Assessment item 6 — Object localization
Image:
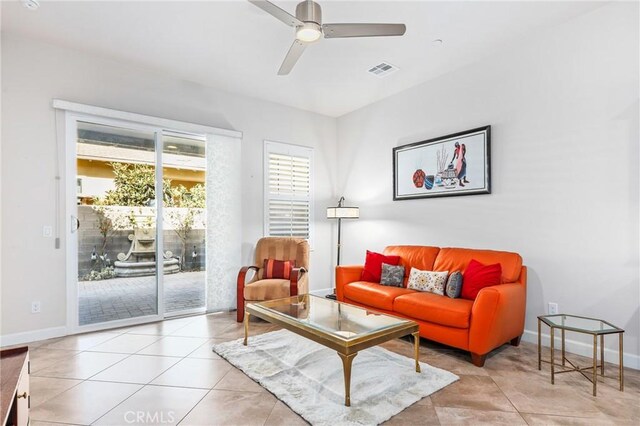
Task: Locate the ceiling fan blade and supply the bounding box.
[322,23,406,38]
[278,40,307,75]
[248,0,303,27]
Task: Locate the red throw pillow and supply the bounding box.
[361,250,401,283]
[461,259,502,300]
[263,259,295,279]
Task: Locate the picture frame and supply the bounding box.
[393,125,491,200]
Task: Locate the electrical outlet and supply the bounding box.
[31,301,41,314]
[548,302,559,315]
[43,226,53,237]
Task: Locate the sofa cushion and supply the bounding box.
[407,268,448,295]
[461,259,502,300]
[445,271,463,298]
[433,247,522,283]
[383,246,441,286]
[394,292,474,329]
[380,263,405,287]
[361,251,401,282]
[244,279,290,301]
[344,281,415,311]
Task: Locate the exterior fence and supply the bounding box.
[77,205,206,278]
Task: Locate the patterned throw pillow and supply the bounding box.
[380,263,405,287]
[407,268,449,295]
[263,259,295,279]
[445,271,463,298]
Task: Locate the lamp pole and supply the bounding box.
[336,196,344,266]
[326,196,358,300]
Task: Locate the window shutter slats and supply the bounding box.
[265,144,313,241]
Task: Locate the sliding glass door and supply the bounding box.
[70,117,206,330]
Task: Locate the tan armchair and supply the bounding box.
[237,237,309,322]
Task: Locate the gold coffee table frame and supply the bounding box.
[538,314,624,396]
[244,294,420,407]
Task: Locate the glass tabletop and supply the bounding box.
[539,314,623,334]
[249,294,414,341]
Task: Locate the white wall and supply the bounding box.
[337,3,639,365]
[0,34,337,337]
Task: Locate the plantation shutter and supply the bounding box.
[264,142,314,241]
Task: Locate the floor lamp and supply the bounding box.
[326,196,359,299]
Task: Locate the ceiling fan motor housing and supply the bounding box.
[296,0,322,24]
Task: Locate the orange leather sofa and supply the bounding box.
[336,246,527,367]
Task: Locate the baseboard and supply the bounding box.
[523,329,639,370]
[309,287,334,297]
[0,326,68,348]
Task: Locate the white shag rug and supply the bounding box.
[212,329,458,426]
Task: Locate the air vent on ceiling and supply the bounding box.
[367,62,399,78]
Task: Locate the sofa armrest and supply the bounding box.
[468,282,526,356]
[335,265,364,301]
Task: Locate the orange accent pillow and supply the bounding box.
[263,259,295,279]
[461,259,502,300]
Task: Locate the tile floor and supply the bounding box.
[9,312,639,425]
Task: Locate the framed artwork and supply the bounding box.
[393,126,491,200]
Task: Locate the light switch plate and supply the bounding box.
[43,226,53,237]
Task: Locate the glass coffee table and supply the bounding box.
[538,314,624,396]
[244,294,420,406]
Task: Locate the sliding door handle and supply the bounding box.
[71,215,80,233]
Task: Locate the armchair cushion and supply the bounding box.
[263,259,295,279]
[244,279,291,301]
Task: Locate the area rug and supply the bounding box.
[212,329,458,426]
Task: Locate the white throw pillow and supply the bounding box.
[407,268,449,295]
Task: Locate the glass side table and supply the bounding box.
[538,314,624,396]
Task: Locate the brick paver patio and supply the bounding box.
[78,271,205,325]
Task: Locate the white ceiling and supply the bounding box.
[2,1,604,117]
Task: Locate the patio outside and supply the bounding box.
[78,271,205,325]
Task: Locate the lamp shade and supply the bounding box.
[327,206,359,219]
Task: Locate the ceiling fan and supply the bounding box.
[248,0,406,75]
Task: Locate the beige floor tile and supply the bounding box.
[30,348,81,373]
[123,317,198,336]
[431,375,516,412]
[136,336,208,357]
[428,351,491,376]
[91,354,181,384]
[187,339,223,359]
[434,407,527,425]
[35,351,128,379]
[180,389,277,426]
[214,368,263,392]
[86,333,161,354]
[29,377,83,408]
[30,380,141,425]
[492,372,603,418]
[151,358,232,389]
[40,331,122,351]
[521,413,620,425]
[94,385,208,425]
[264,400,307,426]
[383,397,440,425]
[169,320,239,338]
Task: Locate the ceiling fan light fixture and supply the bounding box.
[296,22,322,42]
